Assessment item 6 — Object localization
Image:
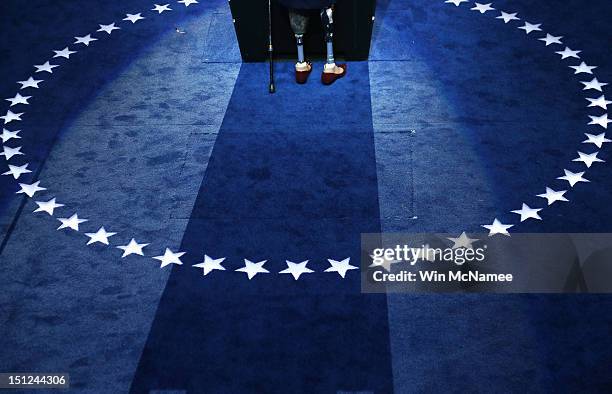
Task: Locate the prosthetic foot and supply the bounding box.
[321,63,347,85]
[296,62,313,84]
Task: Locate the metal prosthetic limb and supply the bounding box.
[288,10,309,65]
[296,34,305,63]
[321,6,335,66]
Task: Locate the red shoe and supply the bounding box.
[321,64,347,85]
[296,63,313,84]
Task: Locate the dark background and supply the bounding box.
[230,0,377,61]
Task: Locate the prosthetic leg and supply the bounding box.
[320,5,347,85]
[289,10,313,84]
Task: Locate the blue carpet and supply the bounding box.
[130,61,394,393]
[370,1,612,392]
[1,0,612,393]
[0,1,241,392]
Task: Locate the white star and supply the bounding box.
[34,198,64,215]
[16,181,46,197]
[482,219,513,236]
[557,169,589,187]
[369,253,401,272]
[581,78,608,92]
[74,34,97,46]
[1,145,24,160]
[538,33,563,46]
[192,255,226,276]
[97,23,120,34]
[518,22,542,34]
[178,0,199,6]
[153,248,185,268]
[152,4,172,13]
[571,62,597,75]
[573,151,604,168]
[279,260,314,280]
[34,61,59,73]
[496,11,519,23]
[53,47,76,59]
[588,113,610,129]
[324,257,358,278]
[1,128,21,143]
[583,132,611,148]
[117,238,149,257]
[123,13,145,23]
[5,93,31,107]
[511,203,542,222]
[555,47,581,60]
[1,110,24,124]
[471,3,495,13]
[586,95,611,110]
[447,232,478,249]
[84,227,117,245]
[17,77,43,90]
[235,259,269,279]
[537,187,568,205]
[57,213,88,231]
[444,0,468,6]
[2,163,31,179]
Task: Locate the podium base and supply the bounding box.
[230,0,376,62]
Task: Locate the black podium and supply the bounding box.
[229,0,376,62]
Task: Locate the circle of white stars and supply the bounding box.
[1,0,354,281]
[443,0,610,243]
[2,1,609,277]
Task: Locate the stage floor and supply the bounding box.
[0,0,611,392]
